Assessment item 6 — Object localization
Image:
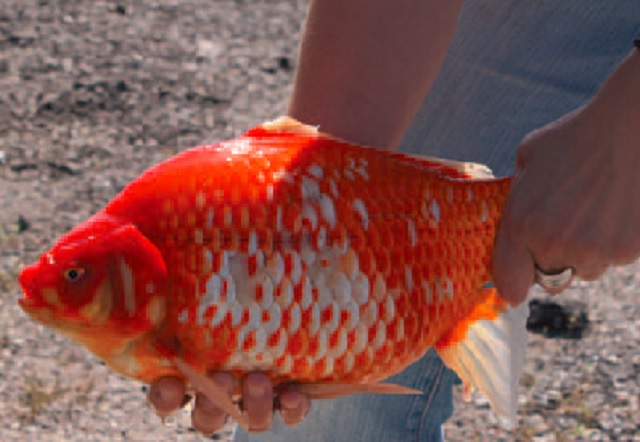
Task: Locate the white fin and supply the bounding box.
[260,117,495,180]
[404,153,496,179]
[260,116,320,137]
[260,116,496,183]
[172,357,249,430]
[436,302,529,428]
[439,158,495,179]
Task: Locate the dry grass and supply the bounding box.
[19,373,69,421]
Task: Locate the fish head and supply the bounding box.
[18,214,168,369]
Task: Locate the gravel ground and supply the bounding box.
[1,1,638,441]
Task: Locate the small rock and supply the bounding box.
[474,395,489,408]
[532,434,556,442]
[17,215,30,233]
[526,298,590,339]
[196,39,225,61]
[547,390,562,405]
[277,56,293,71]
[114,5,126,15]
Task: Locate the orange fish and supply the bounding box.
[18,117,527,428]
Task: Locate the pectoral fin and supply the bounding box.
[296,382,422,399]
[172,356,249,430]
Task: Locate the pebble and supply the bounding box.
[532,435,556,442]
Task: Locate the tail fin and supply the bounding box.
[435,290,528,428]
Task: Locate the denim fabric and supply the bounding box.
[403,0,640,177]
[234,2,639,441]
[234,350,454,442]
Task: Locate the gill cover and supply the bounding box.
[96,224,168,328]
[20,220,167,329]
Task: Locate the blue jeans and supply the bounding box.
[235,350,454,442]
[236,1,639,441]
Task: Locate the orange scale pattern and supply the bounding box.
[94,121,513,387]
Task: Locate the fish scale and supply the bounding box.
[107,120,509,384]
[19,117,527,427]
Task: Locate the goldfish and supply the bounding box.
[18,117,528,428]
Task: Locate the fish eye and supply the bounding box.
[63,266,85,282]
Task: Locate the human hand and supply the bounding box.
[147,372,310,435]
[493,63,640,304]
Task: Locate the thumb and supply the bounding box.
[492,222,535,305]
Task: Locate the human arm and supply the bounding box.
[493,46,640,304]
[288,0,464,148]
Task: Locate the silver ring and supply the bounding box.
[534,267,574,290]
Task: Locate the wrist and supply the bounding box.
[581,46,640,156]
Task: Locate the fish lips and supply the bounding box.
[18,264,39,301]
[18,263,51,314]
[17,291,56,327]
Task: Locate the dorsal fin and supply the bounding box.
[256,116,497,181]
[401,153,496,180]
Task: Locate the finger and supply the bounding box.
[192,373,237,435]
[278,389,310,427]
[147,377,188,417]
[574,263,608,281]
[536,251,605,286]
[493,221,535,305]
[242,372,274,432]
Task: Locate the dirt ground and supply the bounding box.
[0,1,638,441]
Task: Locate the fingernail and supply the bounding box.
[280,393,302,410]
[247,379,268,398]
[158,382,181,403]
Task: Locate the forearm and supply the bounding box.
[585,46,640,160]
[287,0,464,149]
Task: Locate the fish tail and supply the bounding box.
[434,289,528,428]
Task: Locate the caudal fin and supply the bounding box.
[435,290,528,428]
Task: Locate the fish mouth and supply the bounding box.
[17,292,50,314]
[18,296,39,308]
[19,263,38,293]
[17,286,46,313]
[18,264,48,312]
[17,292,59,328]
[17,297,53,326]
